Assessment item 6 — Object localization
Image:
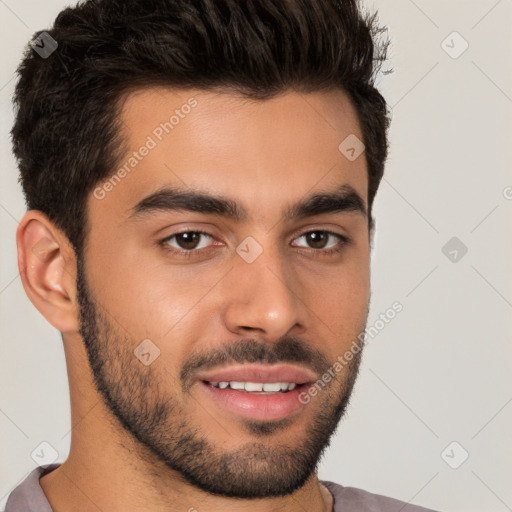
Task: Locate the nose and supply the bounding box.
[221,247,308,340]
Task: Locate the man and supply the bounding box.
[6,0,440,511]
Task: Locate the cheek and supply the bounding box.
[311,279,369,336]
[104,258,229,344]
[299,254,370,348]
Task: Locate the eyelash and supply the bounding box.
[159,230,350,259]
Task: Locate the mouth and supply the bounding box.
[195,364,316,422]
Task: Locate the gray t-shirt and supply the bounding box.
[5,463,440,512]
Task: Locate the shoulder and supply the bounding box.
[4,464,60,512]
[320,480,442,512]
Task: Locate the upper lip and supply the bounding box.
[196,363,317,385]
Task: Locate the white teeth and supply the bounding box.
[262,382,282,392]
[244,382,264,392]
[209,381,298,392]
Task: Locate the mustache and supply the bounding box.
[180,337,330,390]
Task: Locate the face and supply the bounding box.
[77,87,371,498]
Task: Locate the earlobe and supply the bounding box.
[16,212,79,333]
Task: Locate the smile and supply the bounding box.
[195,364,316,422]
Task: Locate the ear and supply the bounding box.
[16,211,79,333]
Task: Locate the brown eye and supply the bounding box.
[293,231,345,250]
[304,231,329,249]
[163,231,214,251]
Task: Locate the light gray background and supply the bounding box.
[1,1,511,511]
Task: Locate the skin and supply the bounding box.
[17,86,372,512]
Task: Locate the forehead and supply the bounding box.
[90,86,368,224]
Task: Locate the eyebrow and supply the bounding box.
[128,183,367,222]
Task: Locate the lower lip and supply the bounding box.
[199,382,308,422]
